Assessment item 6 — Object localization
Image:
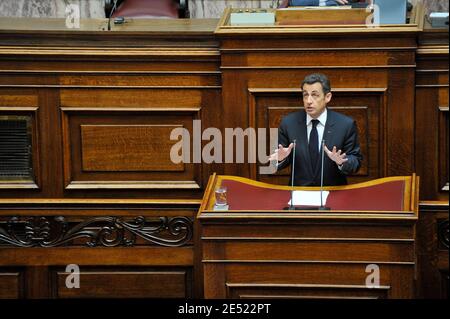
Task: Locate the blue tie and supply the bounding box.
[309,119,320,172]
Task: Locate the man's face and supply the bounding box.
[302,82,332,119]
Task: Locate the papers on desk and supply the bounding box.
[288,191,329,206]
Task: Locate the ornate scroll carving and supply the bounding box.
[0,216,192,248]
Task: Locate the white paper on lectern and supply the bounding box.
[288,191,329,206]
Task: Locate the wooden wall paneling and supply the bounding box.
[386,68,416,176]
[0,268,24,299]
[39,87,64,198]
[61,107,203,191]
[207,263,414,299]
[438,107,449,193]
[417,202,449,299]
[0,85,63,199]
[415,38,449,200]
[60,88,206,108]
[0,22,222,200]
[25,266,50,299]
[0,200,199,298]
[52,267,192,298]
[0,60,222,73]
[220,71,251,178]
[0,89,38,107]
[200,212,417,299]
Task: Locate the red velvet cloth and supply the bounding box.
[112,0,179,19]
[219,179,405,211]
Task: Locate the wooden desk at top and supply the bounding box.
[198,174,419,299]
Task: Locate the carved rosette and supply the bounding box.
[0,216,192,248]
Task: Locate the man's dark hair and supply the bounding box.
[301,73,331,94]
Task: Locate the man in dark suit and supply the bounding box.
[269,73,362,186]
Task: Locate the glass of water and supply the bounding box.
[215,186,228,206]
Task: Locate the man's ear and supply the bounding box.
[325,92,332,103]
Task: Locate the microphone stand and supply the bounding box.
[319,139,330,210]
[288,140,296,210]
[107,0,119,31]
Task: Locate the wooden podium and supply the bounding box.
[198,174,419,299]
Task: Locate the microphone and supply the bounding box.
[107,0,119,31]
[319,139,330,210]
[287,139,297,210]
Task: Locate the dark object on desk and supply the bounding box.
[351,3,368,8]
[114,16,125,24]
[105,0,189,19]
[407,1,413,12]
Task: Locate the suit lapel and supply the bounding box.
[323,109,337,149]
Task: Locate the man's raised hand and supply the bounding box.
[324,145,348,166]
[268,143,294,162]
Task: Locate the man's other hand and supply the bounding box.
[324,145,348,165]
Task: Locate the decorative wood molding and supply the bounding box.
[0,47,220,57]
[201,237,414,243]
[416,84,449,88]
[417,46,450,55]
[65,181,201,190]
[60,107,202,112]
[416,69,449,73]
[221,65,417,70]
[438,107,448,192]
[248,88,388,94]
[220,47,418,52]
[0,85,221,89]
[0,182,39,189]
[0,70,222,75]
[203,260,415,265]
[0,106,38,111]
[0,198,201,205]
[226,283,391,289]
[0,215,193,248]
